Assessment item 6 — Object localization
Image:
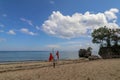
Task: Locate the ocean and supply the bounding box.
[0,51,79,62]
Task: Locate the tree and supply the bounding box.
[92,26,112,47]
[92,26,120,58]
[79,49,87,57]
[111,29,120,46]
[87,47,92,52]
[79,47,92,58]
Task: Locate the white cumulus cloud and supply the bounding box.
[7,30,16,35]
[105,8,119,21]
[20,28,37,36]
[42,8,119,39]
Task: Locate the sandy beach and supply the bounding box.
[0,59,120,80]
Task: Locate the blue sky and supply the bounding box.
[0,0,120,52]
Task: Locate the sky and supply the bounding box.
[0,0,120,52]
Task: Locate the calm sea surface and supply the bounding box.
[0,51,79,62]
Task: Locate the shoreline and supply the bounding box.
[0,58,89,73]
[0,58,83,64]
[0,59,119,80]
[0,58,120,80]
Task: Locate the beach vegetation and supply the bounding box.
[79,47,92,58]
[91,26,120,58]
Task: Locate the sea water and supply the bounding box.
[0,51,79,62]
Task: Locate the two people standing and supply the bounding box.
[49,51,59,68]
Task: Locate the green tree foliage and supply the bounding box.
[87,47,92,52]
[111,29,120,46]
[79,47,92,58]
[92,26,120,58]
[92,26,120,47]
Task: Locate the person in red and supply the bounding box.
[56,51,59,60]
[49,53,54,62]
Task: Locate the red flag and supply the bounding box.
[56,51,59,60]
[49,53,54,61]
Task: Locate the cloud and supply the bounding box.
[20,18,40,31]
[44,40,99,53]
[105,8,119,21]
[46,44,61,49]
[42,8,119,39]
[50,0,55,4]
[20,18,34,26]
[7,30,16,35]
[36,26,40,30]
[2,14,7,17]
[0,38,6,42]
[20,28,37,36]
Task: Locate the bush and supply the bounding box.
[79,47,92,58]
[99,46,120,59]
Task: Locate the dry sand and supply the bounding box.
[0,59,120,80]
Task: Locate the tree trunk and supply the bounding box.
[114,40,118,46]
[107,39,111,47]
